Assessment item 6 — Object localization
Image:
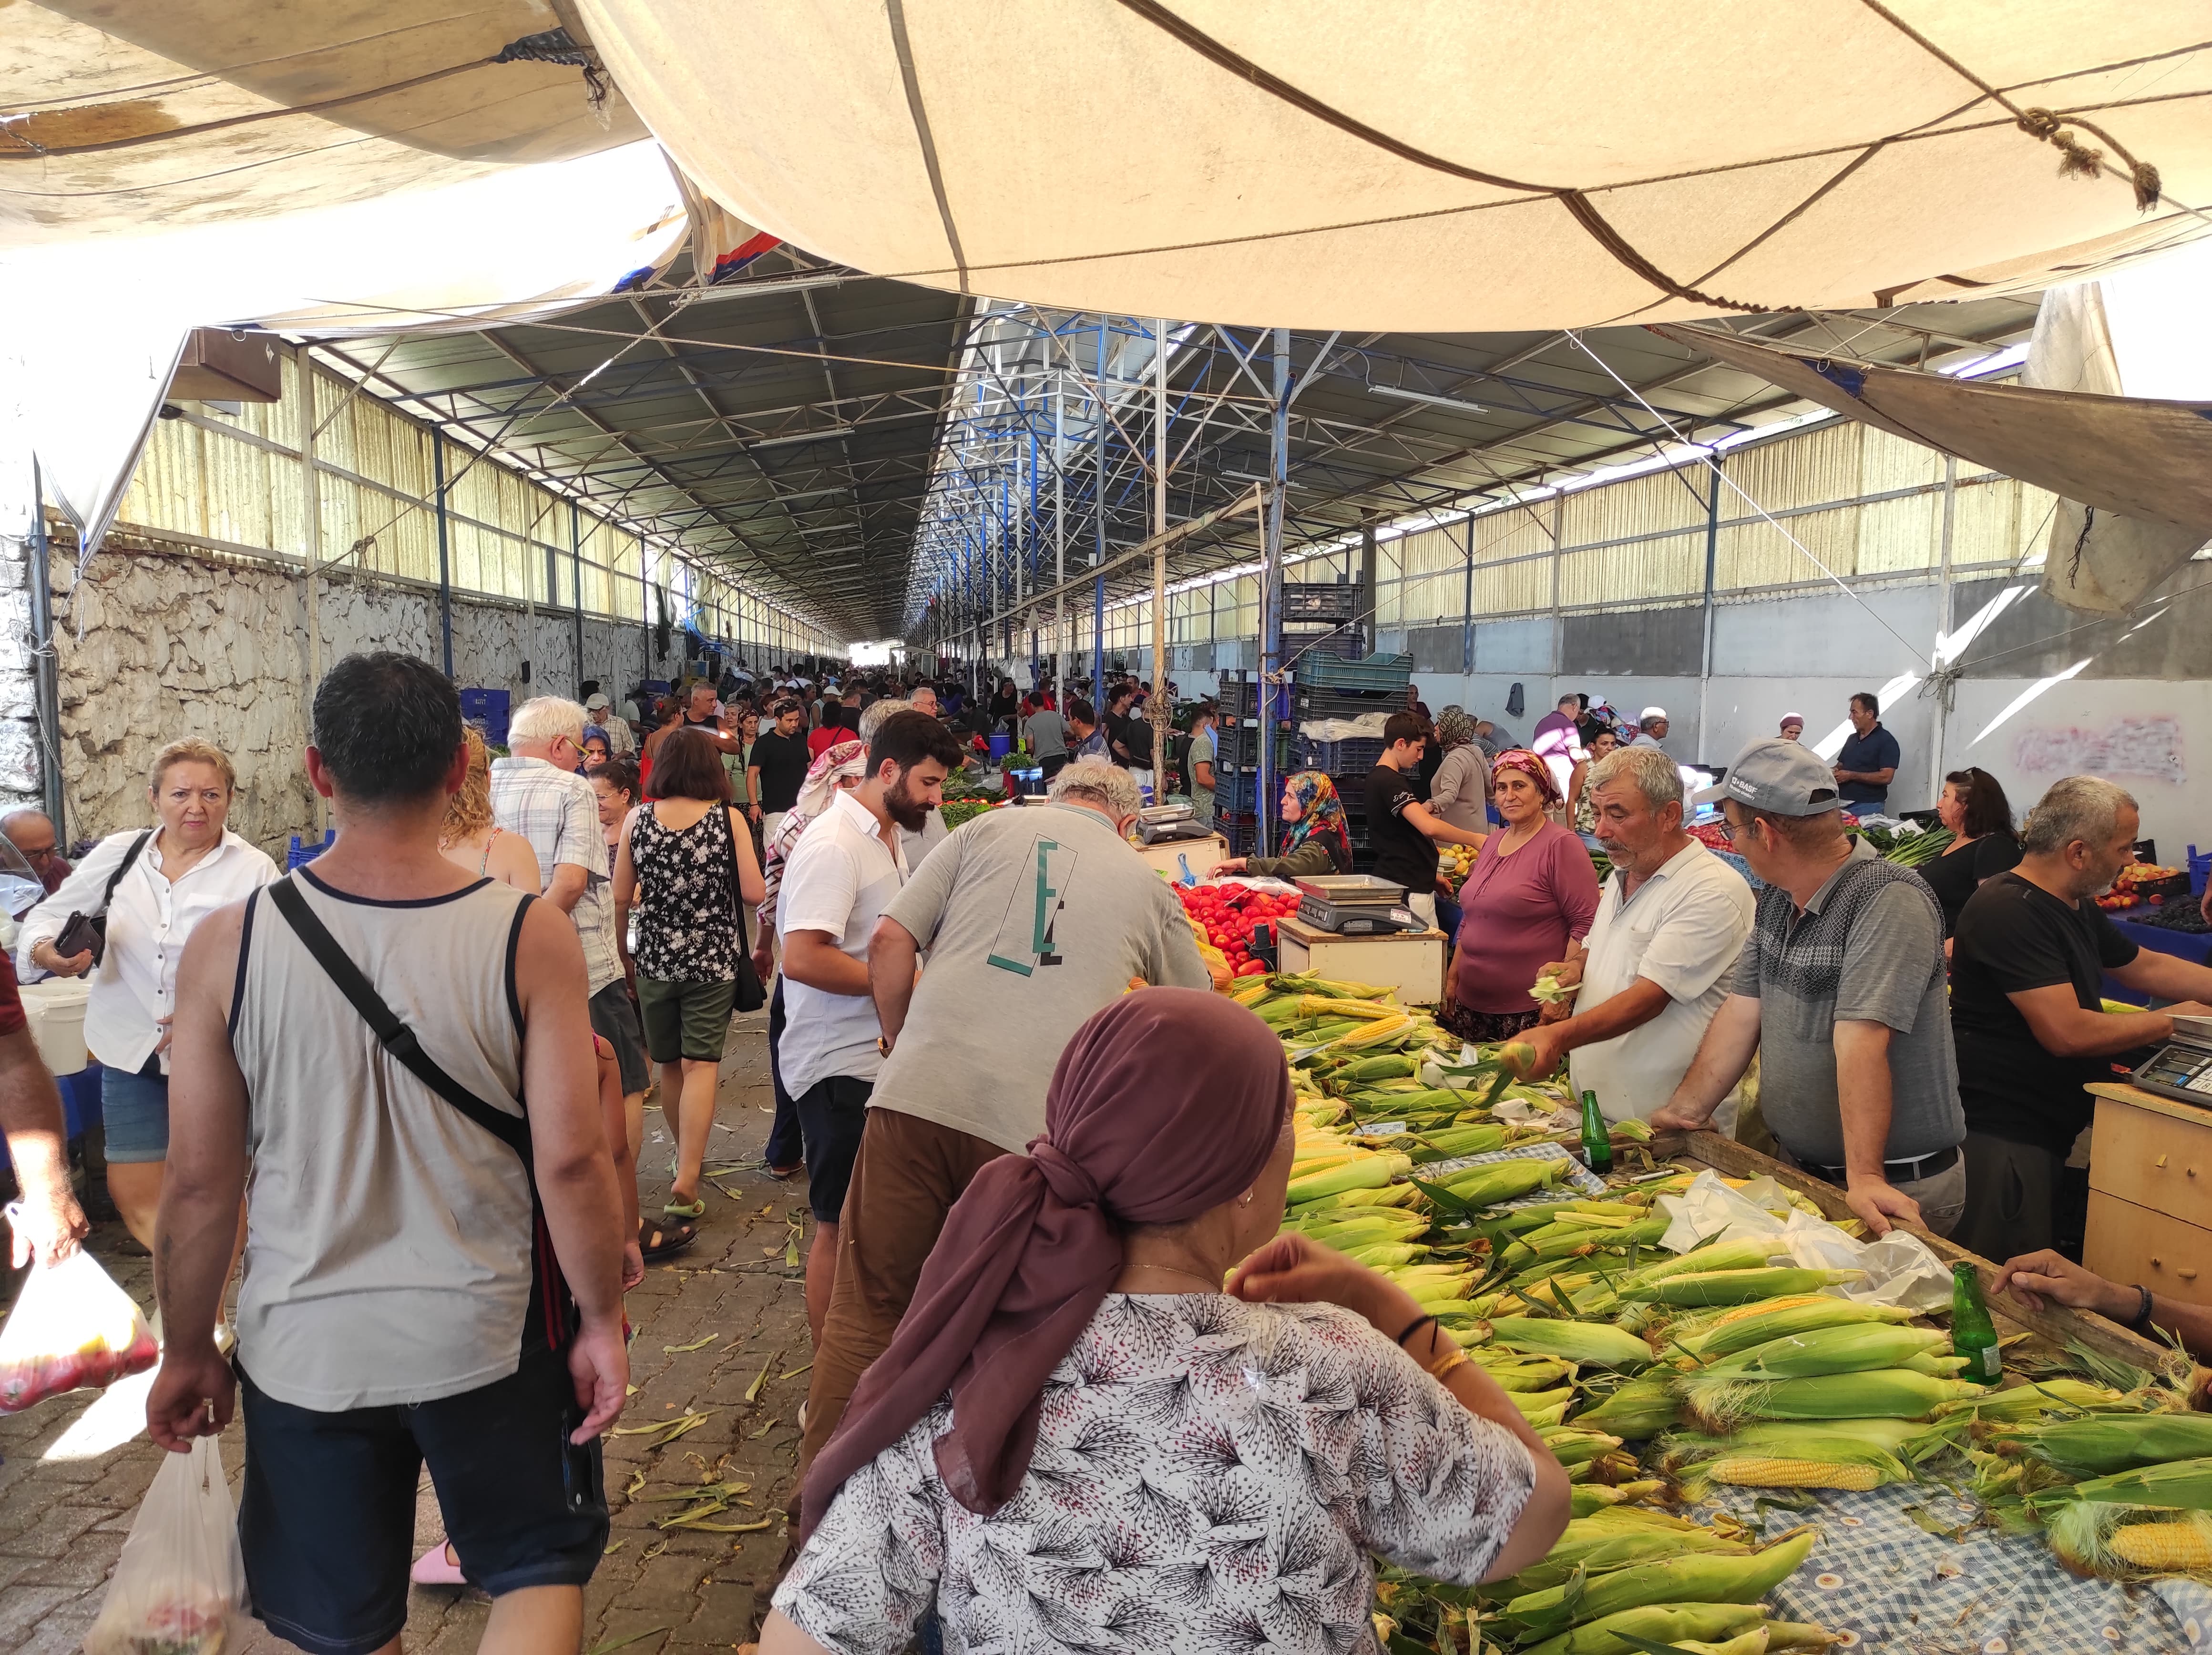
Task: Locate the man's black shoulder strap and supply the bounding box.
[265,878,531,1161]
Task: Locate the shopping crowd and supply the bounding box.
[0,648,2195,1655]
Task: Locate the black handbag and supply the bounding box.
[724,809,767,1014]
[52,830,151,966]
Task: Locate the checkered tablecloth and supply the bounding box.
[1689,1481,2212,1653]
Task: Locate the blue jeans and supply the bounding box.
[102,1062,169,1164]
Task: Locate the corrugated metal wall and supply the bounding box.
[112,352,840,659]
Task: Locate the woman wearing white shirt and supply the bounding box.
[20,740,276,1246]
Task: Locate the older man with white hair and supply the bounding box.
[797,756,1209,1477]
[1950,775,2212,1259]
[1630,707,1669,750]
[1511,746,1754,1124]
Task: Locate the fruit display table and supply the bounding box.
[1131,833,1227,879]
[1274,913,1446,1005]
[2102,916,2212,1005]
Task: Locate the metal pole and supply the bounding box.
[1930,453,1959,806]
[1696,454,1721,764]
[299,357,328,829]
[640,540,652,685]
[432,429,454,677]
[26,463,64,835]
[1092,317,1106,700]
[1150,317,1169,792]
[1053,377,1066,705]
[1461,512,1475,676]
[571,503,585,695]
[1260,326,1289,857]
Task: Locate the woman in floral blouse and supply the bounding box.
[767,988,1568,1655]
[613,726,764,1219]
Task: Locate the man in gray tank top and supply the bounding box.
[151,652,630,1655]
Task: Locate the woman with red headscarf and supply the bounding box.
[1443,749,1602,1045]
[766,989,1567,1655]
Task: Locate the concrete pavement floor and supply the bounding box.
[0,1006,809,1654]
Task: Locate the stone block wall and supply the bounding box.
[41,543,690,858]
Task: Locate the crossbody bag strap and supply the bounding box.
[265,878,532,1162]
[98,830,152,915]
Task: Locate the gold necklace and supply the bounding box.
[1121,1262,1221,1293]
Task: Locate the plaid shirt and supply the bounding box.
[489,756,622,994]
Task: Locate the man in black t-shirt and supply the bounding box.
[746,702,814,839]
[1364,712,1490,930]
[1950,774,2212,1258]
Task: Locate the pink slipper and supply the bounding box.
[410,1543,466,1587]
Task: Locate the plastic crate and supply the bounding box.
[288,829,337,870]
[1301,735,1385,775]
[1213,717,1295,771]
[1300,652,1414,694]
[2192,844,2211,897]
[459,687,511,746]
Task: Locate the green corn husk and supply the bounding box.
[2044,1500,2212,1579]
[1504,1531,1817,1638]
[1571,1376,1684,1439]
[1675,1633,1778,1655]
[1569,1480,1664,1515]
[1517,1603,1771,1655]
[1431,1155,1572,1210]
[1625,1267,1865,1307]
[1342,1241,1429,1268]
[1933,1377,2128,1422]
[1683,1369,1979,1433]
[1492,1513,1749,1596]
[1540,1427,1626,1468]
[1507,1216,1673,1267]
[2056,1454,2212,1513]
[1486,1317,1655,1371]
[1621,1236,1790,1288]
[1409,1123,1508,1161]
[1766,1624,1843,1652]
[2014,1413,2212,1478]
[1700,1324,1951,1379]
[1672,1296,1918,1360]
[1283,1152,1410,1204]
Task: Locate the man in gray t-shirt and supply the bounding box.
[799,758,1208,1474]
[1651,739,1964,1238]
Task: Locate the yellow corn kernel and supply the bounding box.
[2110,1516,2212,1572]
[1707,1457,1883,1491]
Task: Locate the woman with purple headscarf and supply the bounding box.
[766,989,1568,1655]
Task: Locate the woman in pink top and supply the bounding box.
[1442,750,1601,1044]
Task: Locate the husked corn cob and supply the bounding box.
[1702,1324,1951,1379]
[1485,1317,1655,1370]
[1297,995,1404,1020]
[1329,1012,1415,1050]
[1684,1369,1979,1433]
[2108,1511,2212,1572]
[1672,1296,1917,1360]
[1624,1267,1865,1307]
[1284,1153,1409,1204]
[1504,1531,1816,1638]
[1517,1603,1770,1655]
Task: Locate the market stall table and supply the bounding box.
[1273,912,1446,1005]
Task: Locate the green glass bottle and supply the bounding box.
[1579,1089,1613,1175]
[1950,1261,2004,1386]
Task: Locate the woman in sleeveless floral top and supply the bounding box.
[613,728,764,1217]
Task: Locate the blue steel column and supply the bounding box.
[432,429,454,676]
[571,503,586,694]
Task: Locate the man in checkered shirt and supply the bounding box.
[492,698,652,1173]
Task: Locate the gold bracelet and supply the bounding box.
[1429,1350,1471,1384]
[1423,1336,1463,1378]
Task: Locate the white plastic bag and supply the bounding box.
[85,1437,247,1655]
[0,1247,159,1412]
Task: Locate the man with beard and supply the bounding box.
[775,711,963,1343]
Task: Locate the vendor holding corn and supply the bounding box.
[1648,740,1966,1238]
[1505,746,1754,1124]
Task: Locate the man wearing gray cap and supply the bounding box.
[1650,738,1965,1236]
[584,691,635,756]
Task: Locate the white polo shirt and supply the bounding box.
[1567,838,1754,1124]
[776,788,909,1096]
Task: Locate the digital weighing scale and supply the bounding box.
[1293,873,1425,935]
[2130,1014,2212,1106]
[1135,803,1215,845]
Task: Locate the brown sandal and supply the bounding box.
[640,1217,697,1261]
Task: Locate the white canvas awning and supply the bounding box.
[574,0,2212,329]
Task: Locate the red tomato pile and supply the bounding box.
[1176,884,1300,976]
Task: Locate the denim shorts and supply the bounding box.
[101,1062,169,1164]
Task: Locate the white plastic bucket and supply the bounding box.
[19,979,90,1076]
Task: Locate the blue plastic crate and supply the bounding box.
[460,686,512,746]
[288,829,337,870]
[1301,735,1385,776]
[1300,652,1413,694]
[2191,843,2210,897]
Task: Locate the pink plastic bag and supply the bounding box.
[86,1437,248,1655]
[0,1248,159,1412]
